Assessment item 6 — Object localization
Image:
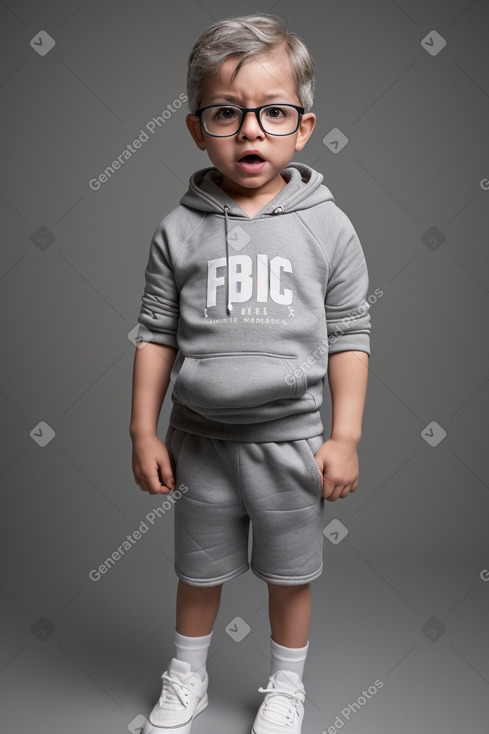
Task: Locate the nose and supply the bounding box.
[237,110,264,140]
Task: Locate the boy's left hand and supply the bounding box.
[314,439,360,502]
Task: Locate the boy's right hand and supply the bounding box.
[131,435,175,495]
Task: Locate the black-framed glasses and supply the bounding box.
[195,103,305,137]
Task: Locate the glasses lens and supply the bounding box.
[259,105,299,135]
[201,106,242,135]
[201,105,300,136]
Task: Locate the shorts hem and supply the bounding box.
[251,562,323,586]
[175,563,250,587]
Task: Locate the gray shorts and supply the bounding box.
[166,426,325,587]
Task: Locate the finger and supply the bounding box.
[321,477,334,499]
[326,486,342,501]
[141,466,171,495]
[325,484,347,501]
[322,475,344,498]
[146,475,172,495]
[339,484,352,499]
[148,484,171,495]
[323,484,342,501]
[343,478,359,495]
[157,463,175,491]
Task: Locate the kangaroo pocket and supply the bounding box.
[171,351,311,423]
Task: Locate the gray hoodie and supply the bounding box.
[136,162,371,442]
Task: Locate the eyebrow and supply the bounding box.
[207,93,295,104]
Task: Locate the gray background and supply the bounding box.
[1,0,488,732]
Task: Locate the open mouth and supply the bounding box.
[237,153,267,172]
[238,153,264,163]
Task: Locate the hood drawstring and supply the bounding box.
[223,204,285,315]
[223,205,233,314]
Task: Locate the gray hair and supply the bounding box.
[186,13,315,113]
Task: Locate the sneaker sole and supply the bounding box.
[143,693,208,734]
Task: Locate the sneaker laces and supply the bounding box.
[257,684,303,726]
[158,671,194,710]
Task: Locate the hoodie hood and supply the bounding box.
[180,162,335,216]
[180,163,336,314]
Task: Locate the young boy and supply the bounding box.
[130,13,371,734]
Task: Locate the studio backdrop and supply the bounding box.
[1,1,488,732]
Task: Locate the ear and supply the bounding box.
[294,112,316,152]
[186,114,206,151]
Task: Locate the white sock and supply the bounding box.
[270,637,309,680]
[174,629,213,681]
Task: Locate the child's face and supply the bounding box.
[186,50,316,202]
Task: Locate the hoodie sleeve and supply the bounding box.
[135,221,179,348]
[325,208,371,356]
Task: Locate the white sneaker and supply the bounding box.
[251,670,306,734]
[143,658,208,734]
